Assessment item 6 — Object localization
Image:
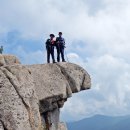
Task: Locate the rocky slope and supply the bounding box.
[0,54,91,130]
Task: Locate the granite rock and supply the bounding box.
[0,55,91,130]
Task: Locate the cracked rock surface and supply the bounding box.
[0,65,41,130]
[27,63,91,113]
[0,55,91,130]
[0,54,20,66]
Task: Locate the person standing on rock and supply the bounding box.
[56,32,66,62]
[0,46,3,54]
[45,34,56,63]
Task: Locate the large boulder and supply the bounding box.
[27,63,91,113]
[0,55,91,130]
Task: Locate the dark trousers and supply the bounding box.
[56,46,65,62]
[47,46,55,63]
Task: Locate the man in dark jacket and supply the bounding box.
[45,34,56,63]
[56,32,66,62]
[0,46,3,54]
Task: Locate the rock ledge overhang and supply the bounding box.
[0,55,91,130]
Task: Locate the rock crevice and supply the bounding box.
[55,64,78,93]
[1,67,29,110]
[0,121,5,130]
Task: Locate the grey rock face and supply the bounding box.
[0,65,41,130]
[0,55,91,130]
[58,122,68,130]
[0,122,4,130]
[0,54,20,66]
[27,63,91,112]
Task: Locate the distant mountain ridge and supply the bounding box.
[67,115,130,130]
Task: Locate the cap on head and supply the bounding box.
[50,34,55,37]
[59,32,62,35]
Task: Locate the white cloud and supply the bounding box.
[61,53,130,120]
[15,46,45,64]
[0,0,130,121]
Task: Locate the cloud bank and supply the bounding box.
[0,0,130,121]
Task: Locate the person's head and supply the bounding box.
[58,32,62,37]
[50,34,55,39]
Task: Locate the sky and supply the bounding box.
[0,0,130,121]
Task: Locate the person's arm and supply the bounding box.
[55,37,59,46]
[63,38,66,47]
[56,37,59,43]
[45,39,49,50]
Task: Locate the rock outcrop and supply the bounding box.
[0,54,20,66]
[0,55,91,130]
